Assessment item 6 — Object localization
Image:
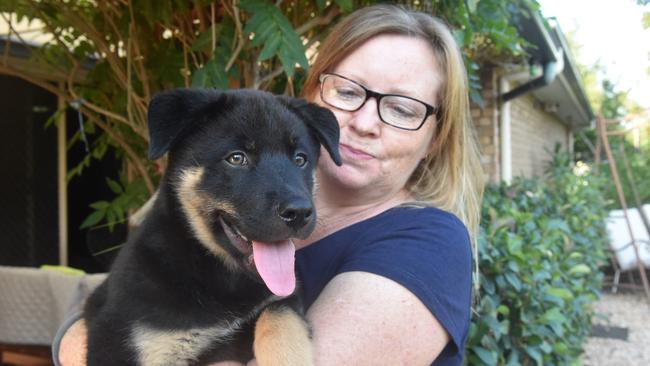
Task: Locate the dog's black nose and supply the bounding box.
[278,199,313,228]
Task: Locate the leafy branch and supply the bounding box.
[1,0,537,231]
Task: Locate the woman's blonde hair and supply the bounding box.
[303,4,485,244]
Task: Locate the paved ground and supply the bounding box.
[583,292,650,366]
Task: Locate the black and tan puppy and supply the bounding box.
[83,88,341,366]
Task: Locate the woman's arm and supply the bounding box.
[58,271,447,366]
[57,319,87,366]
[306,271,449,365]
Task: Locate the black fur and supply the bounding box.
[84,88,340,365]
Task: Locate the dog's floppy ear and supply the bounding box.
[280,97,342,166]
[147,88,221,160]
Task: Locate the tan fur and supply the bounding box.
[203,197,238,218]
[131,323,235,366]
[175,167,239,271]
[129,190,158,228]
[132,295,281,366]
[253,307,314,366]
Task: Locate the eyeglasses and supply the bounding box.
[318,73,438,131]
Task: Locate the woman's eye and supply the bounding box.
[226,152,248,166]
[334,87,363,100]
[294,153,307,167]
[390,104,416,117]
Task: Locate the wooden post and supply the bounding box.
[598,116,650,307]
[57,90,68,266]
[594,126,602,174]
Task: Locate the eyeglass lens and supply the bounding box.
[321,74,428,130]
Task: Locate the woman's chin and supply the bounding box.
[327,166,377,191]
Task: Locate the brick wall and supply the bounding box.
[509,94,570,178]
[471,68,500,183]
[469,66,571,182]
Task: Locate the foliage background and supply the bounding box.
[0,0,537,227]
[569,11,650,211]
[467,151,608,365]
[572,76,650,210]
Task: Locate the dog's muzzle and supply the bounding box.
[218,217,296,297]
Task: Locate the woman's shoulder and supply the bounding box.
[336,204,474,359]
[355,204,470,246]
[343,204,472,268]
[302,204,471,263]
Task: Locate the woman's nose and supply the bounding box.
[348,98,381,136]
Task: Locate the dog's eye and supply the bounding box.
[294,153,307,167]
[226,152,248,166]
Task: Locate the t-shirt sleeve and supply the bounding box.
[336,208,473,354]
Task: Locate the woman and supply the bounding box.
[56,4,483,365]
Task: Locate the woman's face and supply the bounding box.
[314,34,443,201]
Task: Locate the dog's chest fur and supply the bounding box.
[130,295,278,366]
[85,210,276,365]
[132,324,234,366]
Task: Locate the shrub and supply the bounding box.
[466,150,609,365]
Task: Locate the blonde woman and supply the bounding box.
[56,4,483,366]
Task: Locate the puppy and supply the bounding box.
[83,88,341,366]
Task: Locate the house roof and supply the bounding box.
[0,36,93,83]
[511,8,595,129]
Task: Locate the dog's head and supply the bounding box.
[147,88,341,296]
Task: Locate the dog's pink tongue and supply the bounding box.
[252,240,296,297]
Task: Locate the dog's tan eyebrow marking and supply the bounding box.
[288,135,298,148]
[175,167,239,272]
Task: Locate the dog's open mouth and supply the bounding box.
[218,217,296,297]
[219,217,253,255]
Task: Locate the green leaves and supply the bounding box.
[569,264,592,276]
[192,0,313,87]
[545,286,574,301]
[80,178,148,231]
[192,57,229,89]
[191,19,237,89]
[334,0,354,13]
[473,347,498,365]
[468,149,608,365]
[240,0,308,77]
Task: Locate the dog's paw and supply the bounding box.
[253,307,313,366]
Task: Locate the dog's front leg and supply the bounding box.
[253,305,313,366]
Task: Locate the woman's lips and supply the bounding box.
[339,143,374,160]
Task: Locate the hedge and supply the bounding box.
[466,149,609,365]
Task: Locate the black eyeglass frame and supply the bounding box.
[318,73,438,131]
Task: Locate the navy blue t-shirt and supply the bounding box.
[296,205,472,366]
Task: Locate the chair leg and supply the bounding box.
[612,269,620,294]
